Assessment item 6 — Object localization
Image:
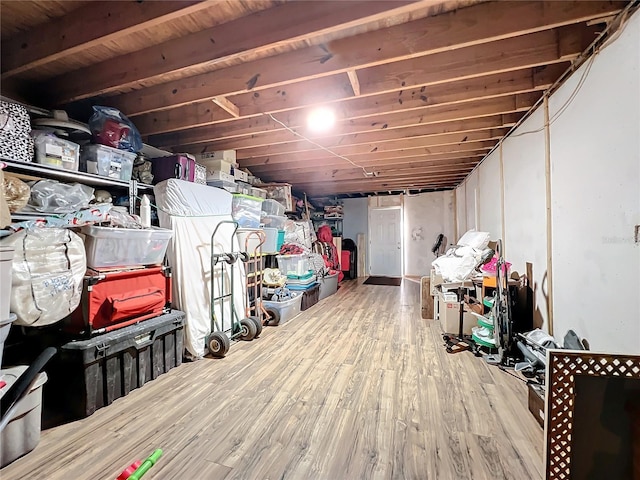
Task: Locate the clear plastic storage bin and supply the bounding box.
[231,194,263,228]
[262,293,302,325]
[82,226,173,268]
[277,254,311,277]
[260,215,288,230]
[33,132,80,171]
[262,199,286,216]
[207,180,237,193]
[80,144,136,181]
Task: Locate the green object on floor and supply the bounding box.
[128,449,163,480]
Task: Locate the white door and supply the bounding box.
[369,207,402,277]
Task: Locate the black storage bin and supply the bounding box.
[300,284,320,311]
[48,311,185,419]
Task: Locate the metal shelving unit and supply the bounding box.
[2,158,148,219]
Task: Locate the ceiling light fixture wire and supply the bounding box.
[266,112,374,177]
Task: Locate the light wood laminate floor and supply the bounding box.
[2,279,543,480]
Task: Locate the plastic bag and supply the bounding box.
[3,175,30,213]
[89,106,142,153]
[108,206,143,229]
[0,167,10,227]
[28,179,94,213]
[0,228,86,327]
[480,255,512,277]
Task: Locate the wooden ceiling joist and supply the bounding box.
[154,92,539,149]
[135,54,568,137]
[46,0,422,104]
[104,1,619,117]
[254,163,481,185]
[192,113,524,153]
[1,1,210,78]
[2,1,625,197]
[237,128,508,160]
[301,177,468,196]
[239,140,496,169]
[347,70,361,96]
[212,97,240,118]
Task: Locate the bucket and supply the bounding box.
[0,246,15,321]
[0,313,16,368]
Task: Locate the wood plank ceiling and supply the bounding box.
[0,0,627,199]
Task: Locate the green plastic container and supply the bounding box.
[276,230,285,252]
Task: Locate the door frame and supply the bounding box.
[368,205,404,277]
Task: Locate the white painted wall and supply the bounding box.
[464,169,479,231]
[502,107,549,330]
[342,197,369,277]
[453,10,640,353]
[342,197,368,243]
[403,191,456,276]
[548,11,640,354]
[455,183,467,240]
[477,149,502,239]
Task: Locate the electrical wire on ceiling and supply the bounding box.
[266,112,376,178]
[459,1,637,183]
[499,3,634,140]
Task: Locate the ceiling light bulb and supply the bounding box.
[307,107,335,133]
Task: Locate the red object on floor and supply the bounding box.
[117,460,142,480]
[341,251,351,272]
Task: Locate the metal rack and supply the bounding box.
[2,158,152,217]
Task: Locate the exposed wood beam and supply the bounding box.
[136,54,567,136]
[239,140,497,168]
[1,1,209,78]
[154,93,540,148]
[45,0,419,104]
[347,70,361,96]
[280,171,474,189]
[238,128,508,160]
[212,97,240,119]
[257,163,480,185]
[102,1,620,116]
[301,177,469,195]
[190,113,524,152]
[246,148,492,171]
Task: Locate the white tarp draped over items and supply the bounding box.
[154,179,247,359]
[431,230,491,282]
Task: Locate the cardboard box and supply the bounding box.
[198,158,234,175]
[528,383,545,428]
[196,150,236,162]
[206,170,234,183]
[234,169,249,182]
[437,291,477,335]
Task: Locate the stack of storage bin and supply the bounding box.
[260,199,287,252]
[49,225,185,421]
[277,254,320,312]
[232,194,264,228]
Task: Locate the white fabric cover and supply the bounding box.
[431,229,491,282]
[154,180,247,359]
[1,228,86,326]
[457,229,491,249]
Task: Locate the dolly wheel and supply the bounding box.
[248,316,263,338]
[208,332,230,358]
[239,318,257,341]
[265,307,281,326]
